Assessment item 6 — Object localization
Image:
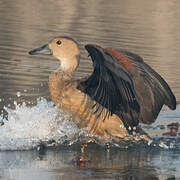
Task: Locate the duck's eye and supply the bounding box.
[56,40,61,45]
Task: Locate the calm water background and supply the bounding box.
[0,0,180,179]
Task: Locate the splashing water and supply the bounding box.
[0,98,179,151]
[0,97,115,151]
[0,98,82,150]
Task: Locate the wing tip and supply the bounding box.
[169,94,176,110]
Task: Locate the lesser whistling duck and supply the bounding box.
[29,36,176,142]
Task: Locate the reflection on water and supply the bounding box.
[0,0,180,179]
[0,147,177,180]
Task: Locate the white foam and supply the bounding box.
[0,98,80,150]
[0,99,179,150]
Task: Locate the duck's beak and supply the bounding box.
[29,44,52,55]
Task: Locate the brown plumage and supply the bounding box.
[29,36,176,142]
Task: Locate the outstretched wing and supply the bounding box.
[106,48,176,124]
[77,45,140,131]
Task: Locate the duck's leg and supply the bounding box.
[81,143,87,154]
[76,144,90,167]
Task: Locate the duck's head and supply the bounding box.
[29,37,80,73]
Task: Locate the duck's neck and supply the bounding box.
[58,55,79,74]
[48,70,72,107]
[48,55,79,107]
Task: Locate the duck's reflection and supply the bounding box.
[0,147,176,180]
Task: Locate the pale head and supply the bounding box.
[29,36,80,74]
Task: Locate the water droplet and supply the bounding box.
[148,140,153,146]
[14,101,17,106]
[120,124,124,128]
[17,92,21,97]
[159,142,169,149]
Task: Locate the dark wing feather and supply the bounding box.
[119,50,176,124]
[77,45,140,131]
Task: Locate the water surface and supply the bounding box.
[0,0,180,179]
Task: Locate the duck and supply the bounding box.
[29,36,176,143]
